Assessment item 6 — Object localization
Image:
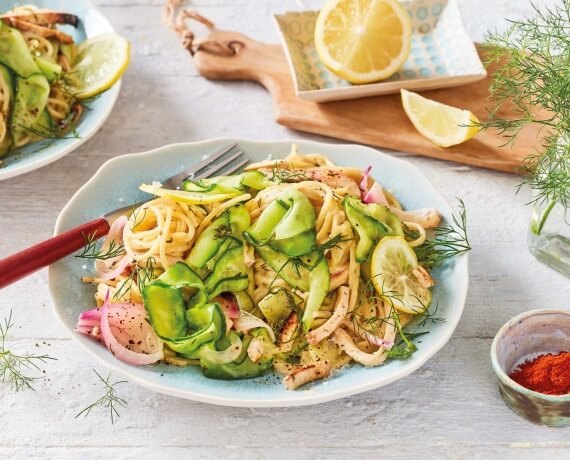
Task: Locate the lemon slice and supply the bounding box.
[370,236,431,315]
[401,89,480,148]
[314,0,412,84]
[70,33,130,99]
[139,184,239,205]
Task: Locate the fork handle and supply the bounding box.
[0,217,110,289]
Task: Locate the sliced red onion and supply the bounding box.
[76,319,100,329]
[363,182,389,206]
[95,216,131,280]
[359,165,372,198]
[79,309,102,321]
[234,311,276,342]
[77,293,163,366]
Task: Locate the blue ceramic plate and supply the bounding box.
[50,139,469,407]
[0,0,120,181]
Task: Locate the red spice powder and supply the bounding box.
[509,352,570,395]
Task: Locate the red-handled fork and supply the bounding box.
[0,143,249,289]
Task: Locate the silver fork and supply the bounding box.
[0,143,249,289]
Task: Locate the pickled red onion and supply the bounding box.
[77,293,163,366]
[363,183,389,205]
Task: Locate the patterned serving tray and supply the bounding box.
[274,0,486,102]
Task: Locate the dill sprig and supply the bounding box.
[20,122,80,141]
[481,1,570,213]
[76,370,127,424]
[416,301,446,328]
[387,313,418,360]
[350,277,445,359]
[415,199,471,268]
[113,256,156,301]
[268,164,311,184]
[75,232,126,261]
[0,311,56,392]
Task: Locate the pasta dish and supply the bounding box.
[0,5,128,158]
[76,146,467,390]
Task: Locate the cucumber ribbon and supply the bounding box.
[142,262,225,357]
[183,170,272,195]
[199,329,274,379]
[343,195,404,262]
[244,188,316,257]
[243,234,329,332]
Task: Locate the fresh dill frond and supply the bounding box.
[213,224,232,240]
[130,206,147,231]
[521,137,570,209]
[315,234,350,254]
[136,256,156,293]
[76,232,126,261]
[388,330,430,360]
[268,164,311,184]
[480,1,570,210]
[415,301,446,328]
[0,311,56,392]
[415,199,471,268]
[387,312,417,360]
[20,122,80,141]
[352,278,444,358]
[75,370,127,424]
[112,256,156,301]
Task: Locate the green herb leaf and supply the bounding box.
[481,1,570,209]
[387,341,417,360]
[76,370,127,424]
[76,232,126,261]
[415,198,471,268]
[0,311,56,392]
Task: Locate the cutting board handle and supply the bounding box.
[194,30,286,98]
[164,6,285,96]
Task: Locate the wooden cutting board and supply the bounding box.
[192,29,542,174]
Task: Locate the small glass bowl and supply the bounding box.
[490,309,570,427]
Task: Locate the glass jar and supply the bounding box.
[528,196,570,277]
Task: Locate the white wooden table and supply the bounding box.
[1,0,569,458]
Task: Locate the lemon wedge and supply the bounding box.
[370,236,431,315]
[314,0,412,84]
[401,89,480,148]
[70,33,130,99]
[140,184,239,205]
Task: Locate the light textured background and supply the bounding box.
[1,0,569,458]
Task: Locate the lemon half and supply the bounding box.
[314,0,412,84]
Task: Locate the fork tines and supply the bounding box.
[162,143,250,189]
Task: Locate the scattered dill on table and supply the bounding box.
[76,370,128,424]
[0,311,56,392]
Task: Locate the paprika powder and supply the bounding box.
[509,352,570,395]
